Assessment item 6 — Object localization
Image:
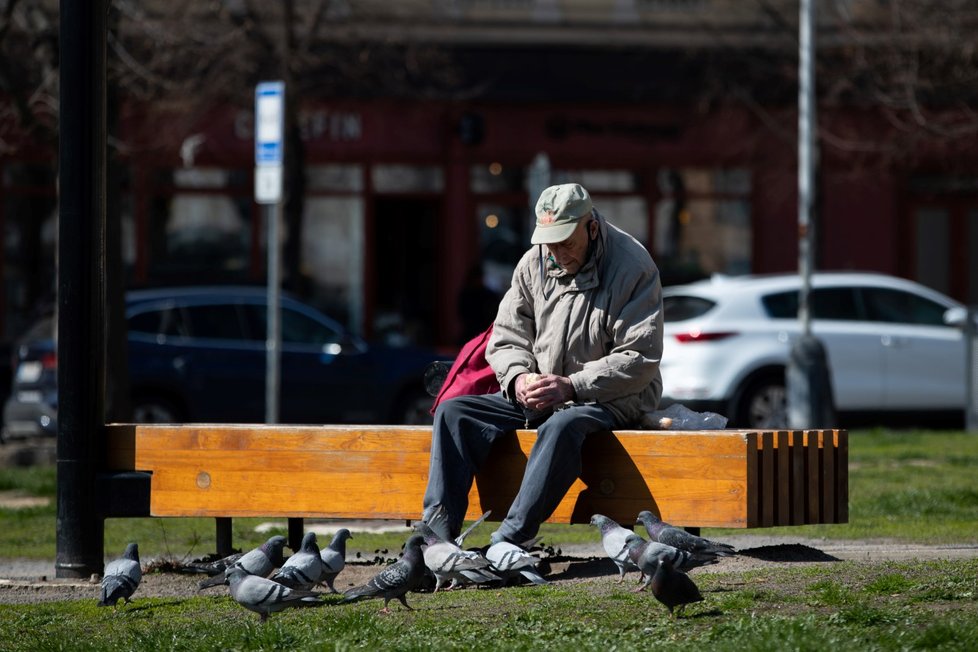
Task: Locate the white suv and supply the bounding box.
[660,272,966,428]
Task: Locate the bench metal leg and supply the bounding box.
[288,518,304,551]
[216,517,233,557]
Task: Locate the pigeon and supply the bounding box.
[589,513,640,583]
[413,521,499,590]
[226,567,321,622]
[342,533,427,613]
[650,558,704,618]
[637,510,736,558]
[621,533,717,593]
[180,551,245,576]
[198,535,288,590]
[485,540,548,586]
[98,542,142,607]
[318,528,352,594]
[423,503,492,547]
[270,531,325,591]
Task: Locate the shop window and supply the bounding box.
[153,167,248,190]
[553,169,638,193]
[173,168,230,189]
[147,192,251,282]
[308,164,363,192]
[372,165,444,193]
[302,196,365,334]
[655,167,752,284]
[590,195,648,243]
[470,162,523,193]
[476,202,528,294]
[549,169,645,239]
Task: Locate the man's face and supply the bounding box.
[545,217,595,275]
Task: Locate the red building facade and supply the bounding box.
[3,93,977,351]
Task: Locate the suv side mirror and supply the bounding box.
[944,306,977,331]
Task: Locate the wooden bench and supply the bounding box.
[101,424,847,553]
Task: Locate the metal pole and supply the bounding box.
[798,0,815,336]
[265,201,281,424]
[57,0,107,578]
[787,0,835,429]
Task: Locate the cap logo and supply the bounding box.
[538,210,556,225]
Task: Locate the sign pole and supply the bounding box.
[255,81,285,424]
[787,0,835,429]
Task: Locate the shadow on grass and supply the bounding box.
[547,557,616,581]
[737,544,839,563]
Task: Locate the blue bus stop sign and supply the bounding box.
[255,81,285,166]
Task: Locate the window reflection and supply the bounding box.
[655,167,752,284]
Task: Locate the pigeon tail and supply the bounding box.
[519,569,549,585]
[98,575,137,607]
[197,573,228,590]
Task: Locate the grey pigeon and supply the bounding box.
[198,535,287,590]
[485,540,548,586]
[318,528,352,593]
[413,521,498,590]
[637,510,736,558]
[423,503,492,547]
[342,534,427,612]
[622,533,717,593]
[226,567,321,622]
[270,531,325,591]
[651,558,704,618]
[98,542,142,607]
[589,513,640,583]
[181,551,245,576]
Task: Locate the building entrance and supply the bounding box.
[371,197,440,345]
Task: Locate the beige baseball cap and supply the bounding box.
[531,183,593,245]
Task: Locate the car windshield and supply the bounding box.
[663,295,715,322]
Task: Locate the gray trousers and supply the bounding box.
[422,391,619,543]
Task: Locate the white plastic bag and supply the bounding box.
[638,403,728,430]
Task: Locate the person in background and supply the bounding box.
[423,182,664,545]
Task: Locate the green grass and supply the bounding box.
[2,428,978,650]
[1,559,976,651]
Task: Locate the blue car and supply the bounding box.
[2,286,451,439]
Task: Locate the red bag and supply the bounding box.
[430,324,501,414]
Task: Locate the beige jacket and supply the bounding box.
[487,212,663,426]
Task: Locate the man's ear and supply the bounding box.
[589,219,598,240]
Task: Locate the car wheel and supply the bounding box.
[737,376,788,429]
[132,396,183,424]
[393,389,436,425]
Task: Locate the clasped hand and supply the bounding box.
[515,372,575,411]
